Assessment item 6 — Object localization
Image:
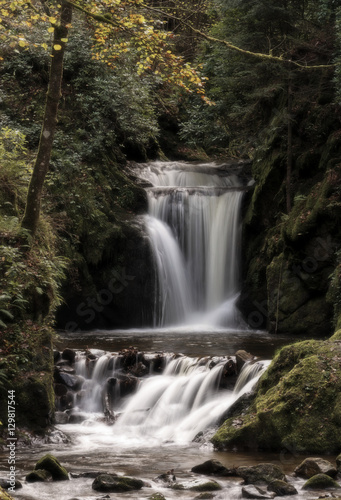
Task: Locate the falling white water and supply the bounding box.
[69,351,269,447]
[137,161,245,327]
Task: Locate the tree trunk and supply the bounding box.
[21,2,72,236]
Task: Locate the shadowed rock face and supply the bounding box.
[212,339,341,454]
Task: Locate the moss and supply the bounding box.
[34,454,69,481]
[26,469,53,482]
[212,339,341,453]
[189,481,222,492]
[302,473,341,490]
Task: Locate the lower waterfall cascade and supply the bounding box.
[135,161,248,327]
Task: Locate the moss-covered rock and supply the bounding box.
[212,339,341,453]
[267,479,297,496]
[92,474,144,492]
[34,454,69,481]
[302,473,341,490]
[294,457,337,478]
[26,469,53,482]
[236,464,285,485]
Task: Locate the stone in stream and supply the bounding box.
[294,457,337,478]
[34,453,69,481]
[267,479,298,496]
[0,479,22,490]
[242,485,275,499]
[171,478,222,492]
[92,473,144,492]
[191,459,235,476]
[61,348,76,363]
[54,411,69,424]
[302,473,341,490]
[337,453,341,471]
[236,463,286,485]
[235,350,255,373]
[26,469,53,482]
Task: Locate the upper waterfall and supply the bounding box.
[135,161,247,328]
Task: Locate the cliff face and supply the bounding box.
[238,90,341,336]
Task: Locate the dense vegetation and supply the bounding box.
[0,0,340,435]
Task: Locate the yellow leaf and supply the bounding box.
[18,40,27,47]
[48,26,54,33]
[60,38,68,43]
[53,44,62,50]
[49,16,57,24]
[41,43,48,50]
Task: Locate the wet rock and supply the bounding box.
[59,391,74,410]
[191,459,233,476]
[62,348,76,363]
[337,453,341,471]
[26,469,53,482]
[236,350,255,373]
[294,458,337,479]
[236,464,286,485]
[54,371,84,391]
[54,411,69,424]
[148,494,167,500]
[267,479,298,496]
[34,454,69,481]
[92,474,144,492]
[54,384,68,397]
[242,485,275,499]
[218,392,255,425]
[172,479,221,492]
[129,361,149,377]
[53,350,61,363]
[116,373,138,397]
[151,354,165,373]
[194,494,215,500]
[0,479,22,490]
[302,473,341,490]
[68,412,88,424]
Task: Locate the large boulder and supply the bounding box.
[34,454,69,481]
[26,470,53,482]
[236,464,285,485]
[302,473,341,490]
[191,459,232,476]
[267,479,297,496]
[212,339,341,453]
[294,457,337,478]
[92,474,144,492]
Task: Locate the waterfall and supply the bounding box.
[136,161,246,327]
[65,351,269,446]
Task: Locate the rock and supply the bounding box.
[267,479,298,495]
[26,469,53,482]
[194,494,215,500]
[236,350,255,373]
[0,479,22,490]
[54,371,84,391]
[302,473,341,490]
[148,494,167,500]
[54,411,69,424]
[54,383,68,397]
[212,340,341,453]
[34,454,69,481]
[336,453,341,471]
[236,464,286,485]
[92,474,144,492]
[62,348,76,363]
[242,485,275,499]
[294,457,337,478]
[191,459,233,476]
[173,479,221,492]
[68,412,88,424]
[53,350,61,363]
[218,392,255,426]
[70,471,104,478]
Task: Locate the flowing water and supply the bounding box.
[1,162,331,499]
